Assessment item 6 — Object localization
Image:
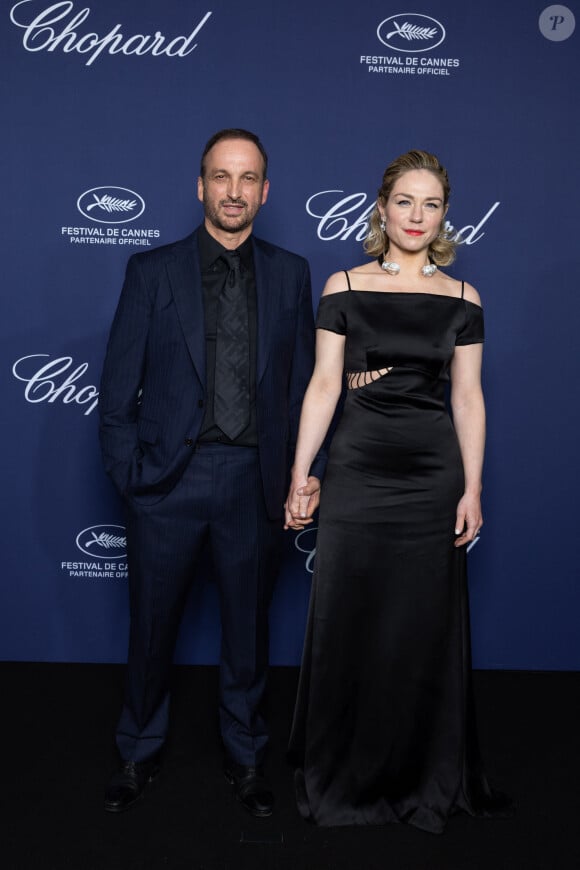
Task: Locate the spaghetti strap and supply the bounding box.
[460,280,465,299]
[343,270,352,291]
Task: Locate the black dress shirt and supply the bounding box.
[197,224,258,446]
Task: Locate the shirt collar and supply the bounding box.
[198,223,253,272]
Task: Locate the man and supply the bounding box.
[99,129,323,816]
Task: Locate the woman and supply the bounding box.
[285,150,509,833]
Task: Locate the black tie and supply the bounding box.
[214,251,250,439]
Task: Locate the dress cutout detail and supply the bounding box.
[289,286,509,833]
[346,367,393,389]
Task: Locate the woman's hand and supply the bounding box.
[454,491,482,547]
[284,476,321,530]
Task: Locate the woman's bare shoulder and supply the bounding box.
[349,261,378,276]
[321,271,350,297]
[322,262,378,297]
[440,273,482,306]
[460,280,482,306]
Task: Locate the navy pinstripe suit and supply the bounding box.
[99,227,323,766]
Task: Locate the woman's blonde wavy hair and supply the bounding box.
[364,150,457,267]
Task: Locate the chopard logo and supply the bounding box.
[77,187,145,224]
[294,526,480,572]
[76,525,127,560]
[306,190,500,245]
[377,14,445,52]
[294,527,317,573]
[467,534,480,553]
[9,1,213,67]
[12,354,99,416]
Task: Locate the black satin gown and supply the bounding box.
[289,281,510,834]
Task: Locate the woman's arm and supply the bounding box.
[284,273,347,529]
[449,341,485,547]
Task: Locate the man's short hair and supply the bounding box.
[200,128,269,179]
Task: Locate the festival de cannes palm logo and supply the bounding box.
[377,13,445,52]
[76,525,127,560]
[77,186,145,224]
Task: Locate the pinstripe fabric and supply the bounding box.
[118,445,280,765]
[100,227,324,765]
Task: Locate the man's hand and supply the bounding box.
[284,476,321,530]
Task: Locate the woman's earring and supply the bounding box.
[380,218,386,232]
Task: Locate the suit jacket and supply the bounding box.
[99,228,324,519]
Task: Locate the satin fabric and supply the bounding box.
[289,290,510,833]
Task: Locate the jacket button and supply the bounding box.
[184,438,193,447]
[198,399,204,408]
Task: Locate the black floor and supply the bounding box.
[3,663,578,870]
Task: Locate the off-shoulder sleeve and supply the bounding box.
[455,301,484,345]
[315,294,347,335]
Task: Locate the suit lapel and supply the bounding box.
[166,232,278,387]
[167,232,205,384]
[253,237,276,382]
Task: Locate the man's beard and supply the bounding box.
[203,194,260,235]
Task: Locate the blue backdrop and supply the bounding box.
[2,1,578,669]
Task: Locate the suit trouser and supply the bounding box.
[116,443,282,767]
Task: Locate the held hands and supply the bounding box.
[454,491,483,548]
[284,476,321,531]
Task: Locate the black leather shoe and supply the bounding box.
[224,763,274,817]
[104,759,159,813]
